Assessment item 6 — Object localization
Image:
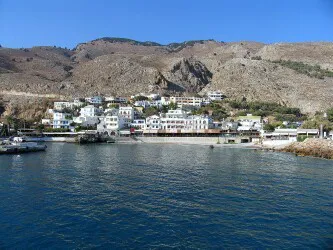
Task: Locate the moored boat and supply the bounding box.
[0,137,47,154]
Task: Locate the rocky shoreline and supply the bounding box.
[279,138,333,160]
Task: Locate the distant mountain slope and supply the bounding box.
[0,38,333,115]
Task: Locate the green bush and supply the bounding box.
[297,135,309,142]
[264,124,276,132]
[327,108,333,122]
[270,60,333,79]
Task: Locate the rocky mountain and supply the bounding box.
[1,38,333,119]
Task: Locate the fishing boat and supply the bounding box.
[0,137,47,154]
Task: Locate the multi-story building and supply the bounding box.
[145,115,161,130]
[80,105,102,117]
[169,96,205,108]
[54,101,84,110]
[145,110,213,131]
[52,112,73,129]
[131,119,146,130]
[150,100,163,108]
[160,97,171,106]
[207,91,224,101]
[85,96,103,105]
[119,107,134,120]
[134,100,151,108]
[97,114,131,133]
[237,114,262,131]
[105,96,128,104]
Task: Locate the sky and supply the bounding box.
[0,0,333,48]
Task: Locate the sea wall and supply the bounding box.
[262,138,296,148]
[280,138,333,160]
[26,137,76,143]
[137,137,246,145]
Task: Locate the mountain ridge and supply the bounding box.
[1,37,333,119]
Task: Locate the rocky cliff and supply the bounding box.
[1,38,333,119]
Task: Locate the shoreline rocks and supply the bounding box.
[279,138,333,160]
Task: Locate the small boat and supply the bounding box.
[209,145,214,149]
[0,137,47,154]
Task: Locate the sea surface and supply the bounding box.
[0,143,332,249]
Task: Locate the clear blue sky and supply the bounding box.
[1,0,332,48]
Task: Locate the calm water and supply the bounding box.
[0,143,332,249]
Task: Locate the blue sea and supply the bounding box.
[0,143,332,249]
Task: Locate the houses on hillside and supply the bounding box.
[39,91,330,140]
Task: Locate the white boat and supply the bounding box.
[0,137,47,154]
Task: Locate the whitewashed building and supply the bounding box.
[207,91,224,101]
[145,115,161,130]
[237,114,262,131]
[131,119,146,130]
[145,110,213,131]
[52,112,73,129]
[160,97,171,106]
[97,114,131,133]
[80,105,102,117]
[41,119,52,126]
[85,96,103,104]
[105,96,128,104]
[54,100,84,110]
[119,107,134,120]
[134,101,151,108]
[169,96,205,108]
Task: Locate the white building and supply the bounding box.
[97,114,131,133]
[131,93,160,100]
[160,97,171,106]
[119,107,134,120]
[131,119,146,130]
[85,96,103,104]
[105,96,128,104]
[150,100,163,108]
[145,115,161,130]
[207,91,224,101]
[73,116,99,127]
[169,96,205,108]
[80,105,102,117]
[41,119,52,126]
[145,109,213,131]
[54,100,84,110]
[52,112,73,129]
[134,100,151,108]
[237,114,262,131]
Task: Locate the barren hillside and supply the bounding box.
[1,38,333,119]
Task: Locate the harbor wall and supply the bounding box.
[262,138,296,148]
[26,137,76,142]
[137,137,245,145]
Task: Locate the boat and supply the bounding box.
[209,145,214,149]
[0,137,47,154]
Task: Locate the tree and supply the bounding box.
[143,107,159,117]
[133,95,149,101]
[169,102,178,110]
[301,118,333,132]
[264,124,275,132]
[161,105,168,113]
[0,98,5,116]
[36,124,45,132]
[327,108,333,122]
